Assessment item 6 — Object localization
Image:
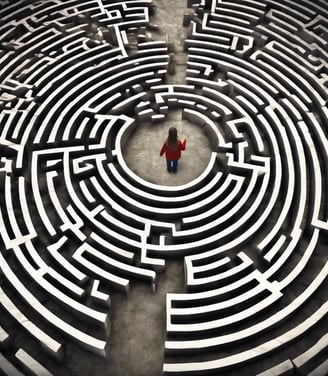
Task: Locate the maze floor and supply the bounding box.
[0,0,328,375]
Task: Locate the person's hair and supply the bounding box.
[167,127,178,150]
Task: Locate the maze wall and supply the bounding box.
[0,0,327,375]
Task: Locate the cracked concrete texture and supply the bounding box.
[107,260,186,376]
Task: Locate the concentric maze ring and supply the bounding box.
[0,0,327,375]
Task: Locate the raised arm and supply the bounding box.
[180,136,187,151]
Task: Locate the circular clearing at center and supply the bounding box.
[123,110,213,186]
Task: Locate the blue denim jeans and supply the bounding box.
[166,159,178,172]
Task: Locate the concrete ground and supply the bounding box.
[106,259,186,376]
[123,109,213,186]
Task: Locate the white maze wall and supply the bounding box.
[0,0,327,375]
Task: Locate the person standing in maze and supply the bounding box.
[160,127,187,173]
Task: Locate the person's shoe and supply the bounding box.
[167,168,171,173]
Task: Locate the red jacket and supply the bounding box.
[160,139,186,160]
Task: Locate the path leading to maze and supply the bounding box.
[151,0,189,84]
[107,260,186,376]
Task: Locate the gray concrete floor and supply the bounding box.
[151,0,189,85]
[107,260,186,376]
[123,109,213,186]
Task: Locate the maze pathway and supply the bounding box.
[0,0,327,375]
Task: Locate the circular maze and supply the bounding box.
[0,0,327,375]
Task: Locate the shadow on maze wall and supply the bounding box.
[0,0,328,375]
